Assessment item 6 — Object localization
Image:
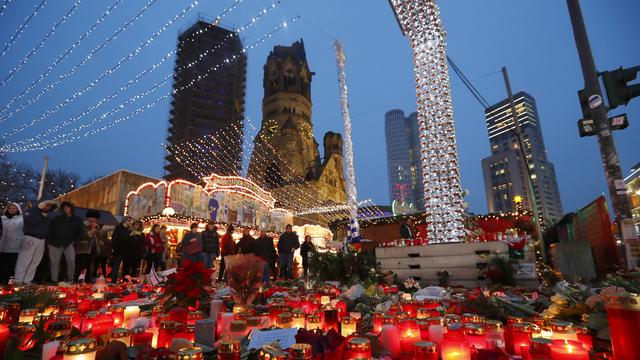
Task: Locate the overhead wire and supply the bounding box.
[0,0,47,57]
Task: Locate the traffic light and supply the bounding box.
[601,66,640,109]
[577,89,591,119]
[577,118,597,137]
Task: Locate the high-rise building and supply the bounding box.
[248,40,346,207]
[385,109,424,212]
[481,91,563,223]
[164,21,246,182]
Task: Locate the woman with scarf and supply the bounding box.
[0,203,23,283]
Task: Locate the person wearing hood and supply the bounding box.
[48,201,83,282]
[14,200,57,284]
[0,203,23,283]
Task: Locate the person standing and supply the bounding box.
[217,225,235,282]
[110,217,131,281]
[399,219,414,239]
[300,235,315,278]
[14,200,57,284]
[236,227,255,255]
[277,224,299,280]
[254,229,276,285]
[145,224,165,273]
[159,225,170,265]
[201,222,219,268]
[122,220,146,277]
[181,223,203,265]
[0,203,23,283]
[75,210,104,282]
[48,201,83,283]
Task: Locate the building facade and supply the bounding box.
[164,21,246,182]
[384,109,424,212]
[247,40,346,208]
[481,91,563,224]
[624,162,640,234]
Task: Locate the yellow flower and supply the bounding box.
[551,294,569,305]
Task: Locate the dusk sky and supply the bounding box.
[1,0,639,215]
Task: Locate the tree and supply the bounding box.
[39,169,79,200]
[0,152,38,209]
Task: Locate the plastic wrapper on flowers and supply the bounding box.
[224,254,266,305]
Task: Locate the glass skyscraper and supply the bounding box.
[481,91,563,223]
[385,109,424,212]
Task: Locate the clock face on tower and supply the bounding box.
[263,119,279,140]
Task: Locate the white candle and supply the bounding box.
[210,300,224,320]
[123,306,140,325]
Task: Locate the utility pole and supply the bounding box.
[502,67,545,259]
[37,156,49,201]
[566,0,637,268]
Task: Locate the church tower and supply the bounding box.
[248,40,346,207]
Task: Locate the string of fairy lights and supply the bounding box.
[1,1,280,149]
[0,0,199,136]
[0,0,14,17]
[0,0,159,122]
[2,0,82,85]
[0,17,298,153]
[167,117,382,222]
[0,0,47,58]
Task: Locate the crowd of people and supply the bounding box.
[0,200,316,285]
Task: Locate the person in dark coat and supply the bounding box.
[181,222,203,265]
[217,225,235,282]
[122,220,146,278]
[277,224,299,280]
[48,201,84,282]
[109,216,131,281]
[145,224,165,273]
[75,209,107,282]
[201,222,219,268]
[14,200,57,284]
[236,227,256,255]
[399,219,414,239]
[300,235,315,278]
[254,229,276,285]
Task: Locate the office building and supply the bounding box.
[481,91,563,223]
[164,21,246,182]
[385,109,424,212]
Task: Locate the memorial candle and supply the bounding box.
[323,309,339,332]
[399,320,421,354]
[510,323,533,356]
[123,306,140,325]
[413,341,438,360]
[219,339,241,360]
[427,317,445,344]
[549,340,589,360]
[288,343,312,360]
[111,306,124,327]
[292,311,306,329]
[19,309,37,323]
[528,338,552,360]
[484,320,505,349]
[63,338,97,360]
[605,293,640,360]
[550,321,578,341]
[464,323,487,350]
[0,324,9,356]
[341,316,357,337]
[131,327,153,347]
[573,325,592,351]
[305,314,321,331]
[277,313,293,329]
[439,324,471,360]
[347,337,371,360]
[111,328,131,347]
[177,347,203,360]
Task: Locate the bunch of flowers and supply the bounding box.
[159,259,213,310]
[402,277,420,293]
[225,254,265,305]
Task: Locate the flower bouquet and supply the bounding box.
[224,254,265,305]
[159,259,213,311]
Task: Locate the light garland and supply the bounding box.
[334,40,360,246]
[389,0,465,243]
[4,1,279,148]
[0,0,198,135]
[2,17,297,152]
[2,0,82,85]
[0,0,159,122]
[0,0,14,17]
[0,0,47,57]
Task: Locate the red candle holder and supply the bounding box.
[399,319,421,354]
[508,322,532,356]
[464,323,487,350]
[413,341,438,360]
[131,327,153,347]
[604,293,640,360]
[347,337,371,360]
[157,320,184,348]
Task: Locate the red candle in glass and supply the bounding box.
[323,309,339,332]
[604,293,640,360]
[417,320,430,341]
[156,321,183,348]
[509,323,532,356]
[111,306,124,327]
[372,312,384,334]
[573,325,592,351]
[347,337,371,360]
[464,323,487,350]
[0,324,9,356]
[81,311,99,333]
[440,324,471,360]
[413,341,438,360]
[335,300,347,320]
[400,300,418,318]
[549,339,589,360]
[91,317,114,340]
[504,317,525,354]
[399,319,421,354]
[529,338,553,360]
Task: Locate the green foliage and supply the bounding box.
[308,247,380,286]
[602,272,640,293]
[0,287,61,311]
